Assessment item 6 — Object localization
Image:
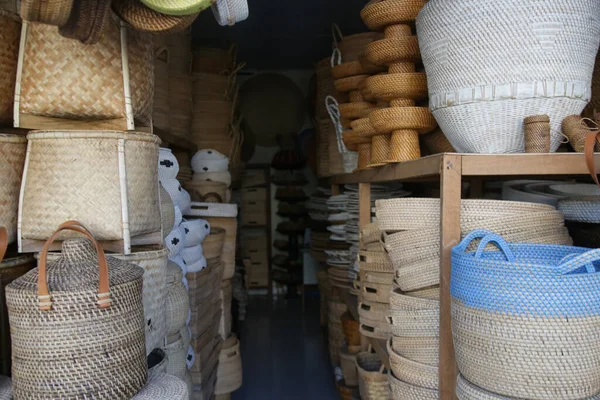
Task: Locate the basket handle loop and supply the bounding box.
[331,23,344,47]
[38,221,111,311]
[330,48,342,67]
[473,233,516,262]
[0,227,7,264]
[557,250,600,275]
[585,130,600,188]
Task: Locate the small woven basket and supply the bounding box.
[389,373,439,400]
[356,352,390,400]
[340,345,359,386]
[524,115,551,153]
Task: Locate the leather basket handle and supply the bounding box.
[0,227,7,264]
[585,131,600,187]
[38,221,111,311]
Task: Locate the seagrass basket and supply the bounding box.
[132,372,189,400]
[214,334,242,395]
[0,134,26,245]
[6,223,147,399]
[356,351,390,400]
[19,131,162,254]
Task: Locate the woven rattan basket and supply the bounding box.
[183,180,227,203]
[19,131,162,253]
[388,288,439,338]
[215,334,242,395]
[163,333,187,380]
[0,134,26,245]
[356,351,390,400]
[219,278,233,338]
[6,223,147,399]
[15,20,153,130]
[153,48,170,131]
[148,348,168,377]
[132,372,189,399]
[203,227,226,259]
[0,13,20,126]
[166,274,190,336]
[388,339,438,390]
[389,373,438,400]
[392,335,438,367]
[341,311,361,346]
[340,345,359,386]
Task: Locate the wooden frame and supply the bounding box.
[332,152,600,400]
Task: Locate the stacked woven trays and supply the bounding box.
[346,0,437,168]
[331,26,385,171]
[326,193,353,289]
[375,197,575,399]
[328,292,348,367]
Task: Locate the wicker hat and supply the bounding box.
[58,0,111,44]
[113,0,199,34]
[140,0,211,16]
[20,0,74,26]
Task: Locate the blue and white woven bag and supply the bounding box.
[451,230,600,400]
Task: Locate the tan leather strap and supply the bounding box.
[38,222,111,311]
[0,227,7,264]
[585,131,600,187]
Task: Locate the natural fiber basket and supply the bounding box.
[364,73,428,102]
[132,372,188,399]
[369,106,437,135]
[183,180,227,203]
[19,131,161,251]
[0,254,34,375]
[0,375,11,400]
[391,335,438,367]
[148,348,168,377]
[6,223,147,399]
[0,134,26,245]
[166,278,190,336]
[16,20,153,130]
[19,0,73,27]
[389,373,438,400]
[359,317,391,340]
[452,230,600,399]
[360,278,393,303]
[358,250,393,273]
[340,345,359,386]
[388,288,439,338]
[113,0,198,34]
[215,334,242,395]
[163,333,187,380]
[341,311,361,346]
[356,352,390,400]
[360,0,425,30]
[360,223,382,245]
[388,339,437,390]
[203,227,226,259]
[107,246,168,356]
[417,0,600,153]
[558,196,600,223]
[365,35,421,66]
[0,13,20,126]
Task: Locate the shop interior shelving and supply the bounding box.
[330,152,600,400]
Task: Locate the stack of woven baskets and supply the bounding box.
[375,197,574,398]
[187,149,233,203]
[328,289,349,368]
[329,26,384,171]
[326,193,353,289]
[356,224,393,344]
[451,230,600,399]
[191,45,244,180]
[337,312,361,397]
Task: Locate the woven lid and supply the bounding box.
[132,372,188,399]
[113,0,199,34]
[140,0,210,16]
[13,239,143,293]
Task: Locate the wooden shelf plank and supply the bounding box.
[330,153,600,184]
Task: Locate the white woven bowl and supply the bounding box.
[158,148,180,180]
[417,0,600,153]
[162,179,185,208]
[191,149,229,172]
[165,226,185,257]
[181,219,211,246]
[187,255,207,273]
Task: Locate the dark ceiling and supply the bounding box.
[191,0,370,70]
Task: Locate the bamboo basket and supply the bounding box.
[0,134,26,245]
[0,12,20,126]
[15,20,152,130]
[19,131,162,254]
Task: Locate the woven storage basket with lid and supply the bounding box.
[417,0,600,153]
[451,230,600,399]
[356,351,390,400]
[0,134,26,245]
[19,130,161,252]
[6,222,147,399]
[132,372,188,400]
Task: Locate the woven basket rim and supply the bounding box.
[0,134,27,143]
[27,130,161,143]
[0,255,35,269]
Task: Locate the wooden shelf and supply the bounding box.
[153,126,197,154]
[330,152,600,400]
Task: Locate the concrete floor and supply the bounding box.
[232,295,339,400]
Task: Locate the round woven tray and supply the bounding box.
[331,60,385,79]
[366,36,421,66]
[369,106,437,135]
[364,73,428,101]
[339,101,380,120]
[360,0,426,30]
[388,339,438,390]
[334,75,369,93]
[389,374,439,400]
[113,0,199,33]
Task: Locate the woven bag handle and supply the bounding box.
[38,221,111,311]
[585,131,600,188]
[331,23,344,47]
[0,227,7,263]
[473,233,516,262]
[557,249,600,275]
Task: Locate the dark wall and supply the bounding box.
[191,0,369,69]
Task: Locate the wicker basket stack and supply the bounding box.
[355,0,438,167]
[329,26,385,172]
[328,292,348,367]
[376,197,576,399]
